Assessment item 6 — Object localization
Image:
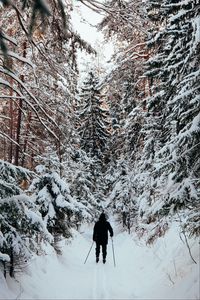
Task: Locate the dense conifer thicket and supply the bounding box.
[0,0,199,277]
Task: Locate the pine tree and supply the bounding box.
[0,194,51,277]
[107,160,137,232]
[70,149,103,221]
[75,71,112,211]
[29,166,85,252]
[0,160,33,198]
[139,0,200,235]
[77,71,111,160]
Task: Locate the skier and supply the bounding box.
[93,213,113,263]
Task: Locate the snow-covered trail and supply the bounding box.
[4,222,199,299]
[17,224,139,299]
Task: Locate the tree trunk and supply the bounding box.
[14,97,23,166]
[58,139,64,177]
[21,111,32,167]
[14,41,27,166]
[9,247,14,278]
[3,261,6,278]
[8,80,14,163]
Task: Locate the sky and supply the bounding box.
[71,1,103,46]
[71,0,114,72]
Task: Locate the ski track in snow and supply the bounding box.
[64,223,138,300]
[17,223,139,299]
[92,262,97,299]
[92,262,110,299]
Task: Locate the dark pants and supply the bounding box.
[95,242,107,259]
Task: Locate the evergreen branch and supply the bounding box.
[177,213,197,264]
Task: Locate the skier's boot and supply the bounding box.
[103,258,106,264]
[96,257,99,263]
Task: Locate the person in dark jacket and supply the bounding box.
[93,213,113,263]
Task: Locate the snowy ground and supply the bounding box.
[0,221,199,299]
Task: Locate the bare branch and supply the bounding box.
[0,71,60,141]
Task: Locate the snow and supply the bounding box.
[25,210,53,242]
[0,273,15,300]
[0,221,199,299]
[0,252,10,262]
[193,16,200,45]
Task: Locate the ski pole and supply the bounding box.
[84,241,94,264]
[111,238,116,267]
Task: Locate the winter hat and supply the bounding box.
[99,213,106,221]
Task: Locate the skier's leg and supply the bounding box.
[95,242,100,262]
[102,243,107,263]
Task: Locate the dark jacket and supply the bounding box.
[93,214,113,244]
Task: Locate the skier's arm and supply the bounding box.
[93,223,97,241]
[107,222,113,237]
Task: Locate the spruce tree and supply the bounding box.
[70,150,102,221]
[29,167,85,252]
[140,0,200,235]
[0,160,33,198]
[76,71,112,210]
[77,71,111,160]
[0,195,51,277]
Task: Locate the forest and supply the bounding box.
[0,0,199,283]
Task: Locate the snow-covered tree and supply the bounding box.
[70,150,103,221]
[77,71,111,160]
[140,0,200,235]
[84,0,200,239]
[0,194,51,277]
[107,160,137,232]
[29,166,89,251]
[76,71,112,210]
[0,0,95,169]
[0,160,33,199]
